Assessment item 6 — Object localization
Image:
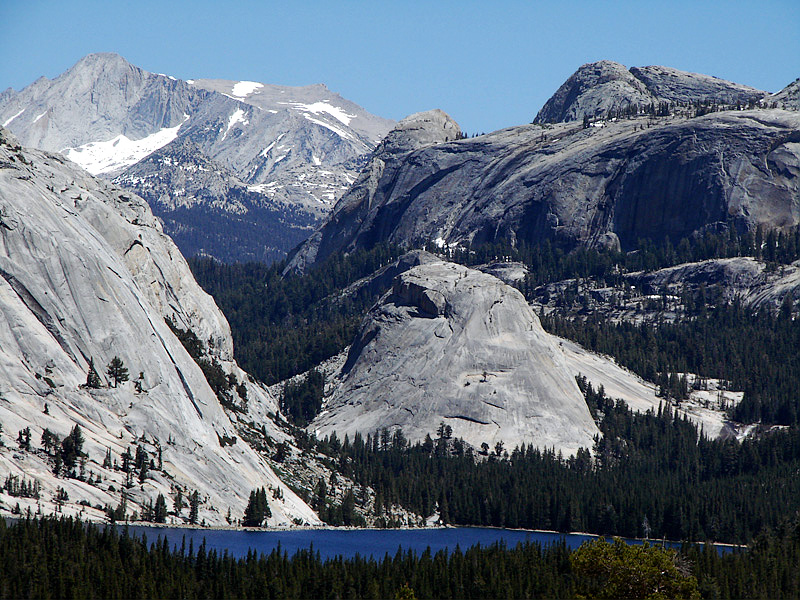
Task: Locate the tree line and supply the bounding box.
[306,382,800,545]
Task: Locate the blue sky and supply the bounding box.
[1,0,798,133]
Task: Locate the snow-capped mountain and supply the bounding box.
[0,127,319,525]
[0,53,394,262]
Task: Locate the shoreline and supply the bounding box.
[9,515,743,549]
[0,509,746,549]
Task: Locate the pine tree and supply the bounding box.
[86,358,102,388]
[242,488,271,527]
[173,488,185,515]
[154,493,168,523]
[189,490,200,524]
[106,357,129,388]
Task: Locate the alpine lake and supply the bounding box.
[121,525,738,561]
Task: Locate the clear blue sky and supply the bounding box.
[1,0,798,134]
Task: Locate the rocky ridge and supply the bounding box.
[111,137,315,262]
[289,106,800,271]
[0,127,318,525]
[0,53,394,262]
[298,252,739,452]
[534,60,768,124]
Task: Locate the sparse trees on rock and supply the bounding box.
[16,427,31,451]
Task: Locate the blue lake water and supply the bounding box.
[121,525,739,561]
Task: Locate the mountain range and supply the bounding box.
[1,57,799,526]
[0,53,394,262]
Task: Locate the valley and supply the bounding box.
[1,45,799,597]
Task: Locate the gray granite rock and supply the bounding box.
[535,61,767,124]
[771,78,800,111]
[289,108,800,271]
[0,127,318,525]
[310,261,599,455]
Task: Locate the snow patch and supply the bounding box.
[312,154,321,165]
[260,133,284,157]
[3,108,25,127]
[231,81,264,98]
[222,108,248,141]
[303,115,359,143]
[186,79,195,85]
[280,101,357,126]
[32,111,47,124]
[63,115,188,175]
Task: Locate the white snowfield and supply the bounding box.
[230,81,264,99]
[64,116,189,176]
[279,101,358,126]
[0,129,319,526]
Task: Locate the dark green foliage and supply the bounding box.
[2,475,40,499]
[16,427,31,451]
[106,356,129,388]
[188,242,403,385]
[85,358,102,388]
[545,301,800,426]
[242,488,271,527]
[0,515,798,599]
[280,369,325,426]
[165,318,246,411]
[571,537,700,599]
[188,491,200,525]
[60,425,85,475]
[153,494,168,524]
[150,201,315,265]
[314,394,800,544]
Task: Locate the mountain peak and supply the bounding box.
[534,61,654,123]
[377,109,461,156]
[535,61,768,123]
[67,52,136,75]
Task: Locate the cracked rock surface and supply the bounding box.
[0,127,318,525]
[310,260,599,455]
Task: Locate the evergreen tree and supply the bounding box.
[86,358,102,388]
[242,488,271,527]
[154,493,168,523]
[60,425,84,474]
[106,356,129,388]
[16,427,31,451]
[188,490,200,524]
[173,489,185,515]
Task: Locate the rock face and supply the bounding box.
[0,53,394,262]
[534,61,767,124]
[627,257,800,314]
[289,107,800,271]
[772,78,800,111]
[0,128,318,525]
[310,260,600,456]
[287,109,461,271]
